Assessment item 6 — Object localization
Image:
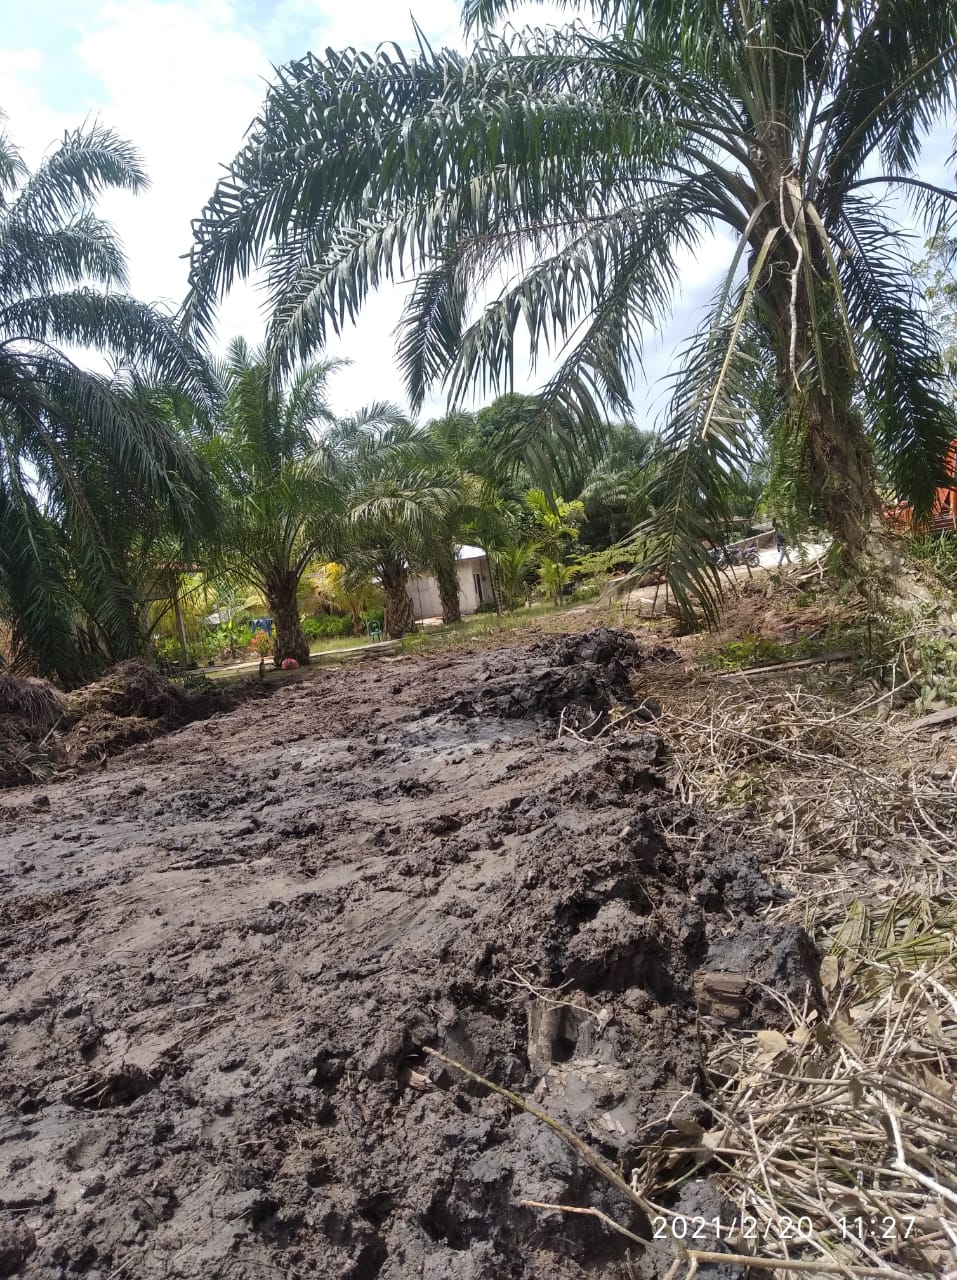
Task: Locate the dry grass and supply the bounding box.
[0,674,66,786]
[0,673,66,731]
[657,676,956,902]
[648,664,957,1277]
[699,918,957,1276]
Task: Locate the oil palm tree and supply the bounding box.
[1,120,214,682]
[187,0,957,620]
[326,413,463,637]
[575,423,663,548]
[423,410,520,622]
[201,339,343,665]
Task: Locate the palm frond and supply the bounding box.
[839,199,957,515]
[618,290,764,626]
[1,291,215,409]
[10,122,147,232]
[0,212,128,300]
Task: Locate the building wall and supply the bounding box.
[457,557,494,613]
[408,554,495,621]
[407,573,442,621]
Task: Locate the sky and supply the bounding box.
[0,0,715,423]
[2,1,953,423]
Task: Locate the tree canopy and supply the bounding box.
[186,0,957,621]
[199,338,342,664]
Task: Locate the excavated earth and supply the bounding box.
[0,630,818,1280]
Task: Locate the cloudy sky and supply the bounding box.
[2,1,952,421]
[1,0,706,420]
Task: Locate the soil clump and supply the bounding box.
[428,628,675,735]
[0,629,817,1278]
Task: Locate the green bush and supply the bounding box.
[711,633,817,670]
[190,634,220,665]
[301,612,352,640]
[154,637,181,663]
[474,600,499,615]
[360,607,385,627]
[571,578,602,602]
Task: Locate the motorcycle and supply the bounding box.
[709,543,760,570]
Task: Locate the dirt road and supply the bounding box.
[0,631,816,1279]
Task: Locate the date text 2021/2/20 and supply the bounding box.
[651,1215,916,1242]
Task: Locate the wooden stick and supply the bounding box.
[517,1199,646,1246]
[718,651,856,678]
[909,706,957,732]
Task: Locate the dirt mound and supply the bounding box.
[0,661,256,786]
[431,627,676,735]
[65,659,187,721]
[59,661,203,766]
[0,633,819,1279]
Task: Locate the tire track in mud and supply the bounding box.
[0,631,817,1279]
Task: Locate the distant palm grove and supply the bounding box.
[2,0,956,683]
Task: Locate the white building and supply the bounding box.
[407,546,496,621]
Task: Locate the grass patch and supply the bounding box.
[310,635,370,654]
[398,601,590,655]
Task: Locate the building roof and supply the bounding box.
[456,545,487,561]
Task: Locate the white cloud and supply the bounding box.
[1,0,674,420]
[262,0,462,57]
[71,1,271,339]
[0,48,72,160]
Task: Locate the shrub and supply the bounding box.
[247,630,272,658]
[474,600,498,615]
[301,613,352,640]
[154,637,181,664]
[189,634,220,666]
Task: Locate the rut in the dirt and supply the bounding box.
[0,629,819,1280]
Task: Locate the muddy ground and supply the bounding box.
[0,631,817,1279]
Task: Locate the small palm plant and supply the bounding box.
[201,339,343,665]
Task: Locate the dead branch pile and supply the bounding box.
[65,659,187,722]
[0,675,66,786]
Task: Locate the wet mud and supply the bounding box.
[0,631,817,1278]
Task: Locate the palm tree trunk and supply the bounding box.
[172,588,191,668]
[266,573,309,665]
[761,227,881,569]
[381,562,415,638]
[805,395,880,565]
[433,547,461,624]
